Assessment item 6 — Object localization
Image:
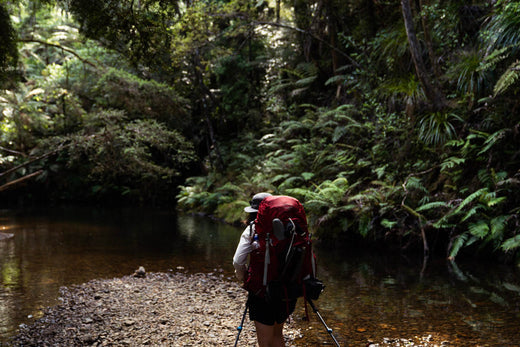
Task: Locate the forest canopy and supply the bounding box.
[1,0,519,263]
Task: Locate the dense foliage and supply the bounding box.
[1,0,519,263]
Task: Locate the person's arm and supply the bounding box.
[232,225,253,281]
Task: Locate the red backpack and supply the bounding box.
[244,195,321,301]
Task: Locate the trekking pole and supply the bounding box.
[307,298,341,347]
[234,301,248,347]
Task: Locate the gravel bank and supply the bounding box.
[8,271,301,346]
[8,269,457,346]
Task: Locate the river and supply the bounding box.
[0,206,519,346]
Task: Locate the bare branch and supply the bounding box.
[18,38,98,68]
[0,144,68,179]
[0,170,43,192]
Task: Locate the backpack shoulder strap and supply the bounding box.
[249,220,254,238]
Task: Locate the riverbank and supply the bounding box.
[8,271,301,346]
[7,270,458,346]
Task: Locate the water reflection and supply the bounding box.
[304,247,520,346]
[0,207,240,342]
[1,207,520,346]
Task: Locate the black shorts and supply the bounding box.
[247,293,297,326]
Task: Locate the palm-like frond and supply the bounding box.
[485,3,520,49]
[418,112,463,146]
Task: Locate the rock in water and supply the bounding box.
[133,266,146,278]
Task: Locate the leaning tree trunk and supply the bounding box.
[401,0,445,110]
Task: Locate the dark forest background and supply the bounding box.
[1,0,519,263]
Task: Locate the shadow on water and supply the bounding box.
[1,206,520,345]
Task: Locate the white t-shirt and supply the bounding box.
[232,223,254,281]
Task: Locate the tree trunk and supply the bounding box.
[276,0,280,23]
[324,0,341,99]
[192,49,225,172]
[401,0,445,110]
[419,0,441,79]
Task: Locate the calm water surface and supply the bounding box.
[0,207,519,346]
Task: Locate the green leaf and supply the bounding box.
[468,221,489,239]
[381,219,397,229]
[449,233,468,259]
[501,234,520,252]
[416,201,449,212]
[301,172,314,181]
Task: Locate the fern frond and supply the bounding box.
[325,75,347,86]
[405,176,428,193]
[453,188,488,215]
[478,46,510,71]
[216,182,242,193]
[304,199,330,211]
[461,205,482,222]
[494,60,520,96]
[487,196,506,207]
[468,220,489,238]
[449,233,469,259]
[295,76,317,87]
[416,201,449,212]
[501,234,520,252]
[332,126,348,143]
[381,219,398,229]
[478,129,508,155]
[277,176,303,190]
[490,215,508,237]
[440,156,465,172]
[285,188,319,201]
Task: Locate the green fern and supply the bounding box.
[449,233,469,259]
[325,74,347,86]
[501,234,520,252]
[494,60,520,96]
[461,205,483,222]
[440,156,465,172]
[478,129,508,155]
[468,221,490,239]
[416,201,449,212]
[452,188,488,215]
[478,46,510,72]
[405,176,428,194]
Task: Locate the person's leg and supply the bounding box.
[254,320,275,347]
[254,321,286,347]
[272,322,285,347]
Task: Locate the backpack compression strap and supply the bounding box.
[263,232,270,286]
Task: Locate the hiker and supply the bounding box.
[233,192,297,347]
